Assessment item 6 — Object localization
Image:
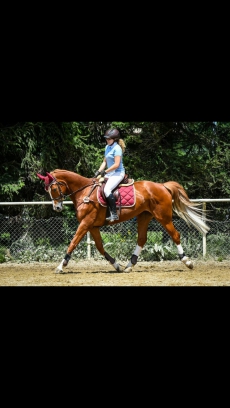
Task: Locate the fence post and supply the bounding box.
[87,231,91,259]
[202,202,207,257]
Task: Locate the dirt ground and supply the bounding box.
[0,258,229,286]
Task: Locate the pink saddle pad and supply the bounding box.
[97,184,136,207]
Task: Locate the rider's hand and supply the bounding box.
[94,170,100,178]
[100,170,106,177]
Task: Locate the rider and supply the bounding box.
[94,128,126,222]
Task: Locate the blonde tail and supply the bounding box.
[164,181,210,235]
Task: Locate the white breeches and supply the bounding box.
[104,174,125,197]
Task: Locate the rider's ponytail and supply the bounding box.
[118,139,126,153]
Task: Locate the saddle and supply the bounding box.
[98,174,135,213]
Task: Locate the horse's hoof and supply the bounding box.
[55,268,63,274]
[123,260,134,273]
[123,266,132,273]
[112,262,123,272]
[181,256,194,270]
[55,260,65,273]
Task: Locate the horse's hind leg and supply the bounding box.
[159,220,193,270]
[124,212,153,272]
[90,227,123,272]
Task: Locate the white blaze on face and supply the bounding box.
[48,187,63,212]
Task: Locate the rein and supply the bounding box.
[47,177,99,204]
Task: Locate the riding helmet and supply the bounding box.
[104,128,120,139]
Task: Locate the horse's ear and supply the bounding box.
[37,173,46,181]
[46,172,54,182]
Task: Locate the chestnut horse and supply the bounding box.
[37,169,210,273]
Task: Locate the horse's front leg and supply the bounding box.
[55,221,89,273]
[90,227,123,272]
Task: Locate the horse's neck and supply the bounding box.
[57,172,90,191]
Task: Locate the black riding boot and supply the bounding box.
[106,194,119,222]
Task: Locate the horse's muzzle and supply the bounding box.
[53,202,63,212]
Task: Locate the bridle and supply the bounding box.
[46,179,67,201]
[46,176,99,204]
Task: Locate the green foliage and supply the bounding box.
[1,224,230,263]
[0,232,11,244]
[93,230,193,262]
[206,233,230,259]
[35,237,51,247]
[62,204,76,218]
[0,179,25,199]
[0,247,7,263]
[10,235,35,258]
[7,234,89,263]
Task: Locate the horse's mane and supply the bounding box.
[52,169,71,173]
[52,169,79,176]
[51,169,90,181]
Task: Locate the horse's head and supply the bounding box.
[37,172,67,212]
